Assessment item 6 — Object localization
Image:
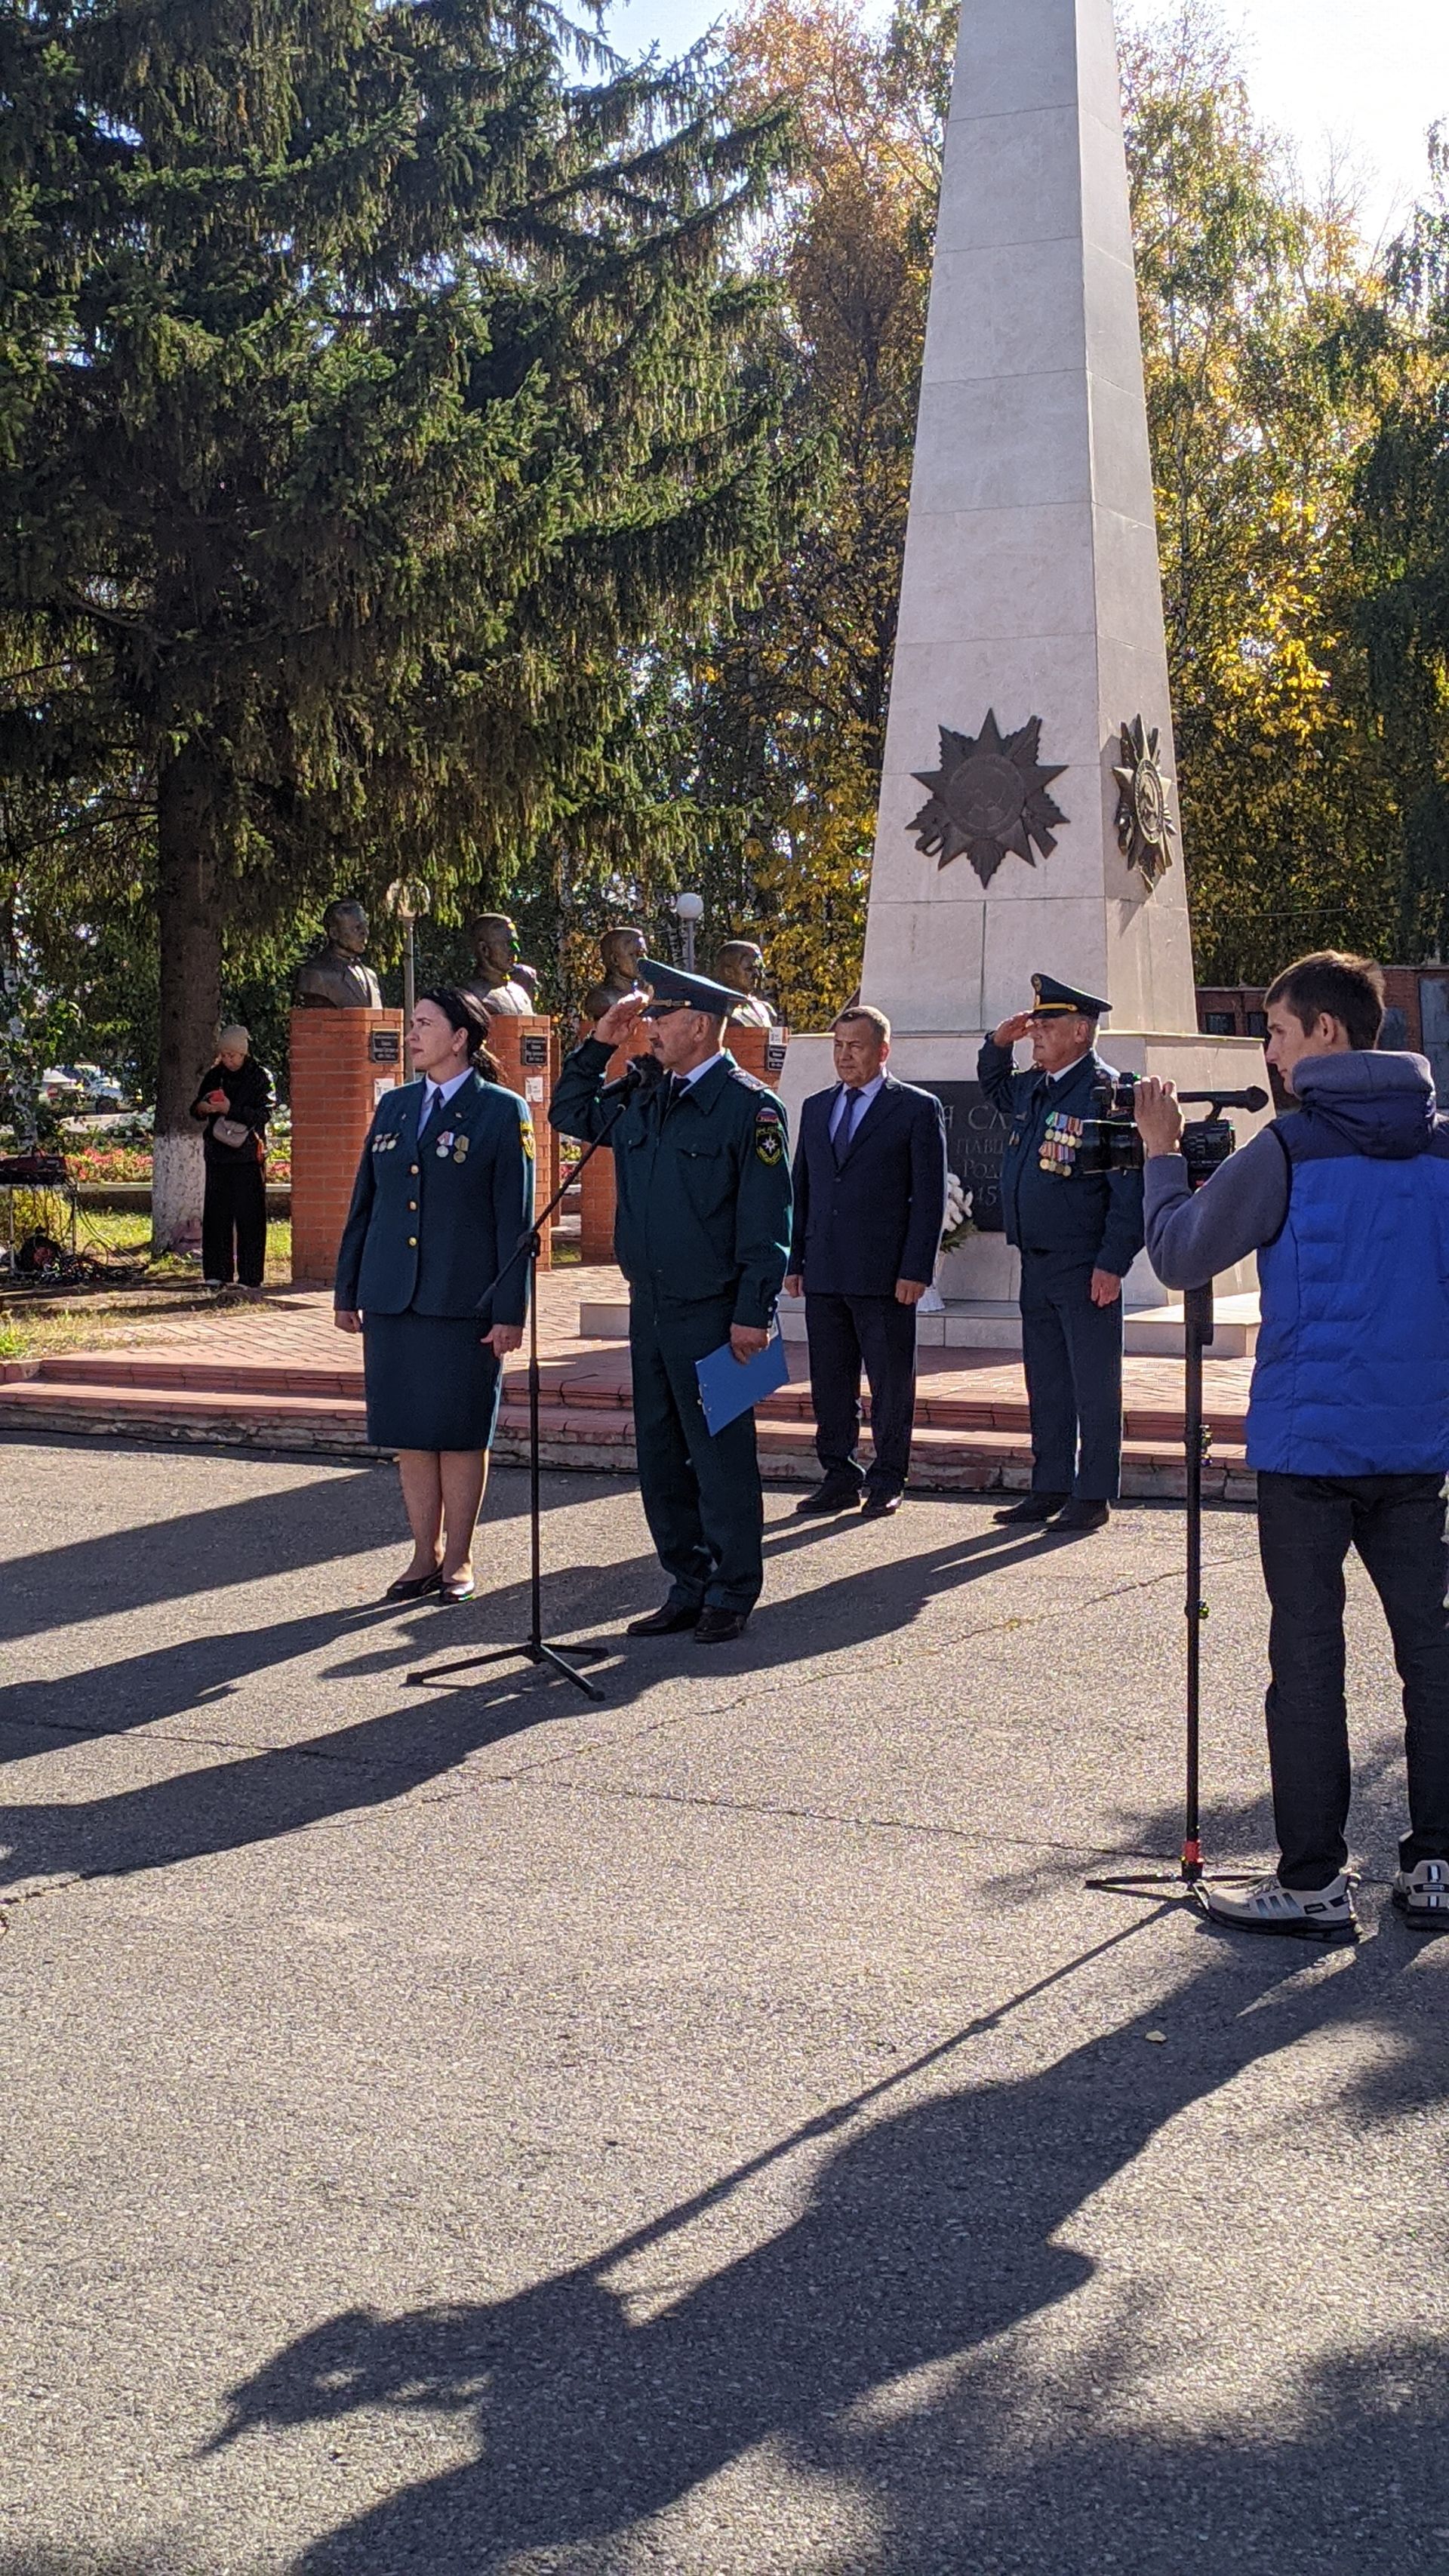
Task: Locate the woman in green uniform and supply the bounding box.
[334,987,534,1603]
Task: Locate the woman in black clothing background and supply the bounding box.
[191,1025,275,1291]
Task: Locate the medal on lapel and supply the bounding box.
[437,1128,454,1158]
[453,1134,469,1163]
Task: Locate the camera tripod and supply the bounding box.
[407,1084,645,1704]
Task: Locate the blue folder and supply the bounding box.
[695,1328,791,1435]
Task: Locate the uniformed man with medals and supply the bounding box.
[551,960,792,1642]
[977,974,1145,1532]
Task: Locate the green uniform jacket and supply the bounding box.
[334,1072,534,1325]
[551,1040,792,1329]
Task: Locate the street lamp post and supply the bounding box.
[385,879,432,1077]
[672,888,704,975]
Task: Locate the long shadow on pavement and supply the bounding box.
[205,1922,1448,2574]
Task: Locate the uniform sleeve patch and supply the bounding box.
[754,1105,783,1165]
[520,1111,535,1161]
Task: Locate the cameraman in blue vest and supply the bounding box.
[1137,953,1449,1942]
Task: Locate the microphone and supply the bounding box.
[598,1055,660,1103]
[1177,1087,1270,1113]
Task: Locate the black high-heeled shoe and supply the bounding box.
[383,1567,444,1602]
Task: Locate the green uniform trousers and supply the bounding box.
[629,1293,764,1614]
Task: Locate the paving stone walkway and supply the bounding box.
[0,1269,1259,1496]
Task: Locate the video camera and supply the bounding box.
[1077,1076,1269,1189]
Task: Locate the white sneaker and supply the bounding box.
[1392,1857,1449,1931]
[1202,1871,1358,1944]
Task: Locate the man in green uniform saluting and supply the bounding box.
[551,959,792,1644]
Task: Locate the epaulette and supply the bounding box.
[727,1063,767,1092]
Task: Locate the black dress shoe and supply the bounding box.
[1050,1499,1110,1534]
[795,1482,864,1516]
[384,1568,443,1601]
[860,1490,902,1519]
[626,1602,704,1637]
[992,1492,1068,1526]
[694,1608,749,1644]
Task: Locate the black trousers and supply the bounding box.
[804,1291,917,1496]
[1018,1251,1123,1500]
[202,1160,267,1287]
[1257,1470,1449,1887]
[629,1295,763,1614]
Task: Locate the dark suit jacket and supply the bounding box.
[334,1072,534,1325]
[789,1074,948,1298]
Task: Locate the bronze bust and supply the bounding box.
[291,899,383,1009]
[715,939,773,1030]
[464,912,534,1017]
[582,924,647,1023]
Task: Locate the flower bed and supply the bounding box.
[63,1142,293,1184]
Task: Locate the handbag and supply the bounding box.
[212,1115,251,1150]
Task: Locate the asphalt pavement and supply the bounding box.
[2,1438,1444,2574]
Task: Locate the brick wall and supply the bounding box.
[290,1008,404,1286]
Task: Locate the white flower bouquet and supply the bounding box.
[940,1171,975,1253]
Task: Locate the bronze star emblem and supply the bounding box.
[1112,714,1176,887]
[909,711,1068,888]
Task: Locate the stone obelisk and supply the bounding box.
[779,0,1265,1333]
[861,0,1196,1031]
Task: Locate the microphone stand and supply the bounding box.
[408,1077,644,1703]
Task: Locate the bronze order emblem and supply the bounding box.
[1112,714,1177,887]
[909,711,1068,888]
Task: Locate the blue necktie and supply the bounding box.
[834,1087,862,1164]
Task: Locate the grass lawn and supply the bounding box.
[0,1216,294,1362]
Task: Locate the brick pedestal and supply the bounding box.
[730,1023,789,1090]
[577,1032,635,1265]
[487,1014,554,1268]
[290,1009,405,1286]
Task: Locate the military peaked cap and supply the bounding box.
[1029,972,1110,1020]
[638,956,742,1014]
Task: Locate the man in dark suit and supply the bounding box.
[785,1006,948,1519]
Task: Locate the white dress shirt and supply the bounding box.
[420,1066,473,1125]
[675,1050,727,1092]
[829,1070,885,1141]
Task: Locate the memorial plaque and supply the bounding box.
[921,1082,1011,1233]
[368,1029,401,1063]
[521,1032,549,1068]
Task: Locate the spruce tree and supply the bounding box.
[0,0,792,1239]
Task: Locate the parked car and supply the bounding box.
[72,1065,126,1109]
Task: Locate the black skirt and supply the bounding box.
[362,1310,503,1452]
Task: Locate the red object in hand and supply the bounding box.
[203,1090,229,1109]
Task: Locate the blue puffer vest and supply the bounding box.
[1248,1051,1449,1477]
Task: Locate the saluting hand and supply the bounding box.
[594,993,646,1048]
[992,1010,1034,1048]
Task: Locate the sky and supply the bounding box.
[599,0,1449,247]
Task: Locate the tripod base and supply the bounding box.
[1085,1864,1262,1903]
[407,1638,610,1701]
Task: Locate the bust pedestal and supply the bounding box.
[485,1014,555,1269]
[290,1008,404,1286]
